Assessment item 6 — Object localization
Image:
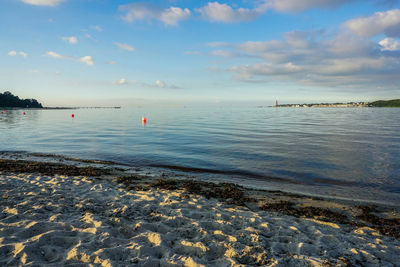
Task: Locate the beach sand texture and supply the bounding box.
[1,173,400,266]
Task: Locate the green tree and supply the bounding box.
[0,91,43,108]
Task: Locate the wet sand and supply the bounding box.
[1,158,400,266]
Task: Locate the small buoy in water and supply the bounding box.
[23,112,26,115]
[1,111,3,114]
[72,114,75,118]
[142,117,147,123]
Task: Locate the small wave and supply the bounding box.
[150,164,302,184]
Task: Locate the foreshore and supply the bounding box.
[1,157,399,266]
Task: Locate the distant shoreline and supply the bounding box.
[0,106,121,110]
[258,99,400,108]
[44,106,121,109]
[274,102,368,108]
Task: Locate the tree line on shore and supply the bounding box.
[369,99,400,107]
[0,91,43,108]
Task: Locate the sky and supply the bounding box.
[1,0,400,107]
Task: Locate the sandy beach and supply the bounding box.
[1,158,400,266]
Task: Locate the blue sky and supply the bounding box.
[1,0,400,107]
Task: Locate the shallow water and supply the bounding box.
[1,107,399,205]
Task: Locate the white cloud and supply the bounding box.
[239,40,282,53]
[155,80,166,87]
[184,51,202,55]
[379,37,400,51]
[112,78,128,85]
[265,0,348,13]
[21,0,64,6]
[119,1,387,25]
[107,61,118,65]
[151,80,181,89]
[317,58,387,75]
[346,9,400,37]
[8,50,27,58]
[216,29,400,90]
[231,62,303,77]
[19,52,28,58]
[210,50,237,57]
[79,56,94,66]
[45,51,94,66]
[207,42,230,47]
[244,0,392,14]
[195,1,268,23]
[119,2,190,26]
[46,51,65,59]
[115,42,135,52]
[119,1,358,25]
[62,36,78,44]
[119,3,155,22]
[160,7,191,26]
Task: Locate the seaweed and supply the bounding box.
[357,205,400,239]
[0,159,109,176]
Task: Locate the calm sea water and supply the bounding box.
[1,107,399,205]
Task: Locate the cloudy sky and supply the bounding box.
[1,0,400,106]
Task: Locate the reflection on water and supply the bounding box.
[0,109,41,127]
[0,107,399,205]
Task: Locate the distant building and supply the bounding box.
[275,100,278,107]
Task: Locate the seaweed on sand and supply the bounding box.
[0,159,110,176]
[260,201,348,223]
[357,205,400,239]
[149,179,252,205]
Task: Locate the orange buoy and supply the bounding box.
[72,114,75,118]
[142,117,147,123]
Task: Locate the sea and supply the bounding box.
[1,107,399,206]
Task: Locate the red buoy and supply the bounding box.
[23,112,26,115]
[1,111,3,114]
[142,117,147,122]
[72,114,75,118]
